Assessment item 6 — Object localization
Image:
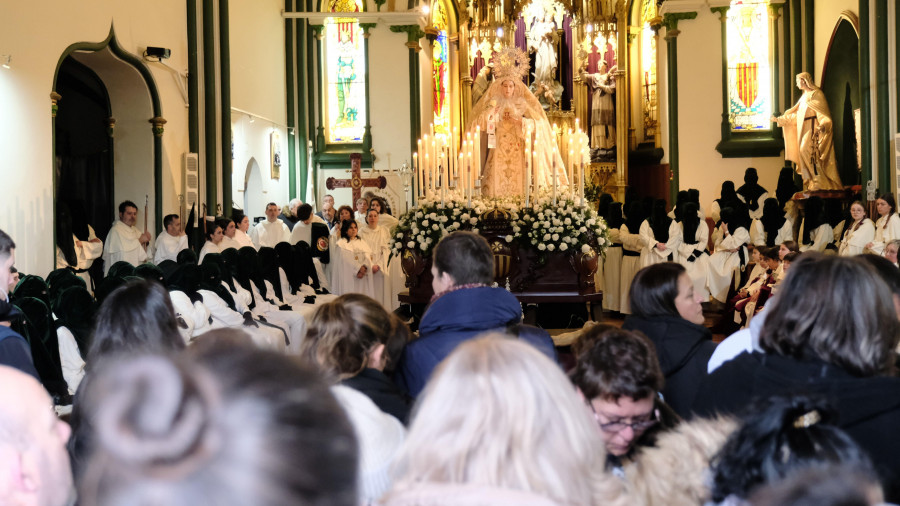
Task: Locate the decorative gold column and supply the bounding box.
[459,10,473,128]
[613,1,629,201]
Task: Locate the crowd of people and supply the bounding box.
[2,170,900,505]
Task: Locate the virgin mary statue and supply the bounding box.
[468,46,567,198]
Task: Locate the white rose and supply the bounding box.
[547,244,556,251]
[538,243,547,251]
[564,218,572,225]
[505,235,513,243]
[532,222,539,229]
[415,211,424,218]
[469,218,478,225]
[432,224,439,231]
[580,226,587,233]
[560,243,568,251]
[587,219,596,226]
[420,243,428,251]
[542,221,551,228]
[426,237,433,244]
[422,220,430,227]
[407,241,415,248]
[440,216,448,223]
[461,213,470,221]
[581,244,592,253]
[512,226,521,233]
[429,213,437,219]
[542,233,551,241]
[396,233,403,239]
[552,234,559,241]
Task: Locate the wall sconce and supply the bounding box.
[1,55,11,69]
[421,1,429,15]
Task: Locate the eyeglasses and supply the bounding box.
[588,401,658,434]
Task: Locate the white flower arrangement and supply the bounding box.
[390,189,610,259]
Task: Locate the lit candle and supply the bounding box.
[413,152,419,197]
[568,149,574,192]
[552,157,558,206]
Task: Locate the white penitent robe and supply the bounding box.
[749,219,793,248]
[102,220,148,275]
[638,220,681,268]
[198,241,222,264]
[332,238,376,300]
[250,219,290,249]
[838,219,875,257]
[601,228,623,312]
[618,224,647,315]
[797,222,834,253]
[675,222,710,302]
[55,226,104,291]
[289,216,330,291]
[56,326,85,395]
[707,227,751,303]
[154,231,188,264]
[197,289,285,351]
[359,224,393,309]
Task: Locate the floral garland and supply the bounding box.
[390,189,610,259]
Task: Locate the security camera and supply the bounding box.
[145,47,171,59]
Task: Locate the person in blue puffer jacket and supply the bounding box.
[396,231,555,397]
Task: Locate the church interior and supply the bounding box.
[0,0,893,277]
[4,0,900,504]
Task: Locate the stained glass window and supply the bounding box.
[432,0,450,138]
[323,0,366,143]
[726,0,772,131]
[641,0,658,138]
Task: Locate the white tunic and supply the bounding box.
[55,225,103,291]
[707,227,751,303]
[601,228,623,312]
[737,191,769,220]
[867,213,900,255]
[797,222,834,252]
[359,224,393,309]
[102,220,148,275]
[638,220,681,268]
[250,219,290,249]
[749,219,793,248]
[154,231,188,264]
[333,238,376,300]
[618,224,646,315]
[233,229,255,249]
[675,221,710,302]
[838,219,875,257]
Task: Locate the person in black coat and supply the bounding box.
[299,293,412,425]
[621,262,715,419]
[693,253,900,502]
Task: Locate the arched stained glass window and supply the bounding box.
[726,0,771,131]
[323,0,367,143]
[641,0,659,139]
[432,0,450,138]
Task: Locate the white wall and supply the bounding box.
[369,26,412,174]
[670,8,783,212]
[0,0,189,276]
[813,0,858,83]
[229,0,291,213]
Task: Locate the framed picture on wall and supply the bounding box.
[270,131,282,180]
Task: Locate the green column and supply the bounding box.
[391,25,425,202]
[859,0,872,186]
[360,23,377,153]
[220,0,233,218]
[875,0,890,192]
[187,0,200,154]
[663,12,696,203]
[202,0,217,214]
[285,0,297,200]
[296,8,309,201]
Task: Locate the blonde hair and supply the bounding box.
[300,294,410,380]
[389,335,623,504]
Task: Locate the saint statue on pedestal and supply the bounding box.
[467,46,567,198]
[772,72,843,191]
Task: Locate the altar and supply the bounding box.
[393,191,609,322]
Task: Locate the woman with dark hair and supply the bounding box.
[694,254,900,500]
[675,202,710,302]
[736,167,769,220]
[330,220,376,300]
[750,198,793,247]
[622,262,715,418]
[838,201,875,256]
[369,196,398,231]
[639,199,680,268]
[231,211,255,249]
[332,205,355,239]
[798,196,833,252]
[709,395,877,504]
[602,202,625,313]
[707,204,752,303]
[198,219,226,263]
[619,200,648,314]
[865,193,900,256]
[300,293,411,424]
[76,339,358,506]
[709,181,740,224]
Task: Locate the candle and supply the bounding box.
[568,149,574,192]
[552,158,558,206]
[413,152,419,197]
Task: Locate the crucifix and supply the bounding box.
[325,153,387,203]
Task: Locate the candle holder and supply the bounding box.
[398,161,413,212]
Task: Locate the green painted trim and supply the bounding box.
[313,25,326,152]
[791,0,801,103]
[408,47,418,197]
[361,24,375,152]
[52,25,164,233]
[875,0,890,192]
[307,19,318,197]
[203,0,218,214]
[803,0,813,77]
[713,5,783,158]
[770,4,784,143]
[317,151,374,169]
[390,25,426,44]
[859,0,872,185]
[188,0,200,153]
[297,11,310,200]
[220,0,233,218]
[285,0,298,200]
[666,32,680,203]
[782,2,791,110]
[663,11,697,31]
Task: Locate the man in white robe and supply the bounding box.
[153,214,188,264]
[250,202,290,249]
[290,204,330,291]
[102,200,150,276]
